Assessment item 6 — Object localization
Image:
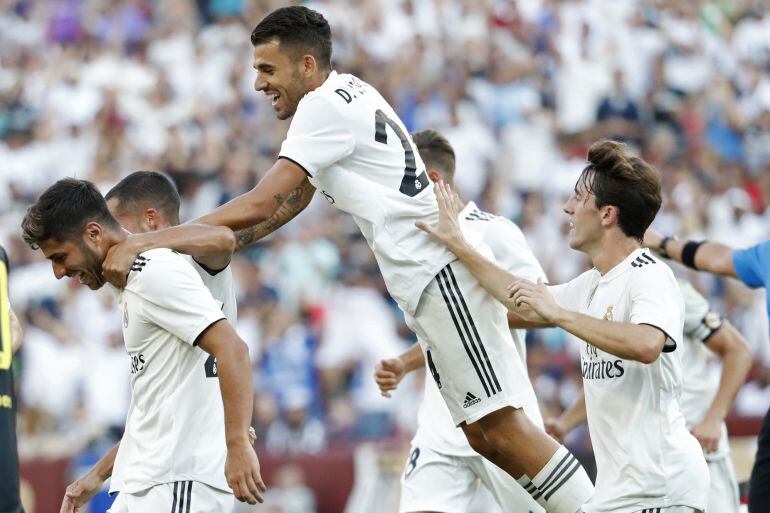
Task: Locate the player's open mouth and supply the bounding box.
[271,94,280,107]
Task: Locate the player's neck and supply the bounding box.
[105,228,129,249]
[308,69,332,92]
[591,233,640,275]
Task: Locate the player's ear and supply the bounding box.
[601,205,619,227]
[302,54,317,75]
[427,169,442,184]
[84,221,104,245]
[144,208,159,230]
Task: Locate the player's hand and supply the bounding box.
[374,358,406,398]
[544,417,567,442]
[691,416,722,453]
[415,181,465,254]
[225,441,267,504]
[103,235,144,288]
[60,471,104,513]
[507,278,560,324]
[642,228,663,251]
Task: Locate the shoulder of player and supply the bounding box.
[626,252,678,288]
[125,248,193,287]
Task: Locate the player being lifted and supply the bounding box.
[22,179,265,513]
[417,140,709,513]
[375,129,546,513]
[103,6,593,513]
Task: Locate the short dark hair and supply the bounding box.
[412,129,456,183]
[577,140,662,241]
[105,171,181,225]
[251,6,332,70]
[22,178,120,249]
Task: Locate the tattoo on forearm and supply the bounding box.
[235,179,315,250]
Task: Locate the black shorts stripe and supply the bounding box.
[445,266,502,393]
[532,452,573,500]
[543,458,580,500]
[179,481,187,513]
[436,270,492,397]
[185,481,193,513]
[171,482,179,513]
[439,268,497,396]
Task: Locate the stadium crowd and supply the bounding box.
[2,0,770,509]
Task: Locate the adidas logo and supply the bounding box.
[465,210,494,222]
[630,253,656,268]
[463,392,481,408]
[131,256,150,273]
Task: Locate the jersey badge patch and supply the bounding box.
[603,305,614,321]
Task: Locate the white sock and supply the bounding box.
[516,474,548,510]
[530,445,593,513]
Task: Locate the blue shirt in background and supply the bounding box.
[733,240,770,319]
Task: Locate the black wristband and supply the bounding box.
[659,235,676,259]
[681,240,706,269]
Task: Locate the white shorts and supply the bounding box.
[706,457,740,513]
[108,481,234,513]
[406,261,536,425]
[399,444,545,513]
[631,508,702,513]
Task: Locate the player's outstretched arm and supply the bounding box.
[509,279,665,363]
[416,181,524,310]
[545,393,587,443]
[195,159,310,231]
[234,176,316,251]
[644,228,738,279]
[60,442,119,513]
[692,319,752,452]
[196,320,266,505]
[374,343,425,398]
[103,224,237,286]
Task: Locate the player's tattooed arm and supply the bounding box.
[234,178,316,251]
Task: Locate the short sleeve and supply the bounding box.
[733,241,770,289]
[278,95,355,177]
[678,280,710,336]
[487,218,547,284]
[129,250,226,346]
[629,264,682,351]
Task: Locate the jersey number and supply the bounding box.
[374,109,430,197]
[204,355,218,378]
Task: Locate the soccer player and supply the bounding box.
[375,129,545,513]
[1,243,25,513]
[417,140,710,513]
[643,228,770,511]
[102,7,594,512]
[22,178,265,513]
[547,278,751,513]
[60,171,254,513]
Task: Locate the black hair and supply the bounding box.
[105,171,181,225]
[251,6,332,70]
[577,140,662,241]
[22,178,120,249]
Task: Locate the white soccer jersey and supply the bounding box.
[279,71,455,315]
[109,248,229,494]
[413,202,546,457]
[678,279,730,461]
[187,256,236,323]
[549,249,708,513]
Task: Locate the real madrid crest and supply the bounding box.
[603,305,614,321]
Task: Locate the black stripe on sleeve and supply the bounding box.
[185,481,193,513]
[171,482,178,513]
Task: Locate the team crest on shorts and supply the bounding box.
[603,305,614,321]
